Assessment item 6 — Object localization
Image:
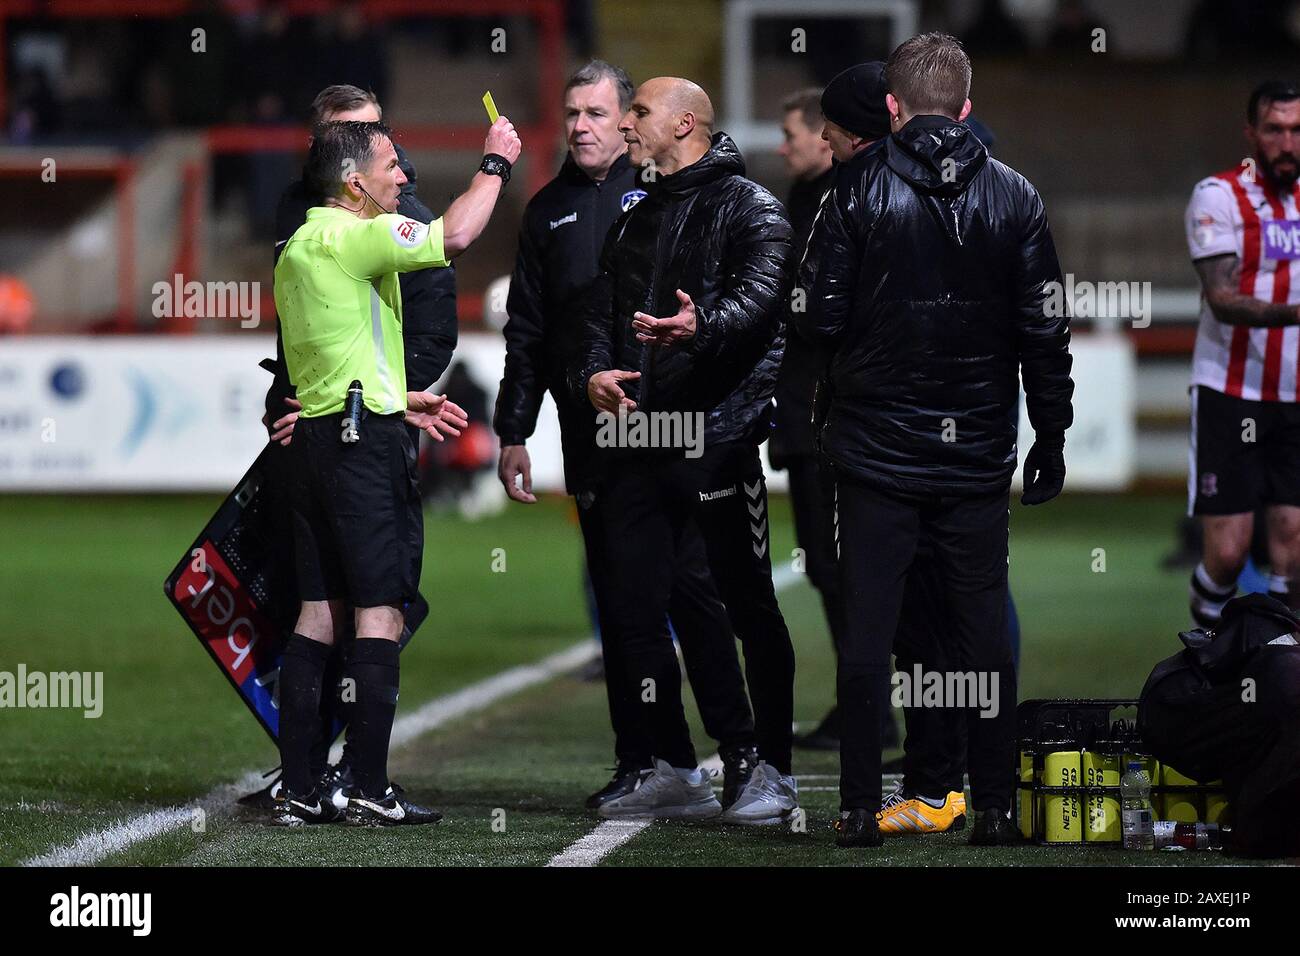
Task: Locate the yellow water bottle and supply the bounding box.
[1044,751,1081,843]
[1082,751,1120,842]
[1160,767,1201,822]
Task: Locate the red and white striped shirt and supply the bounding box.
[1186,166,1300,402]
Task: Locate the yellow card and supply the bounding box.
[482,91,499,123]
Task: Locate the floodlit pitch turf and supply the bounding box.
[0,492,1279,866]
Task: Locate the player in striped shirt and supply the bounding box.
[1185,80,1300,627]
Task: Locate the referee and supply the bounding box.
[241,83,459,811]
[272,117,520,826]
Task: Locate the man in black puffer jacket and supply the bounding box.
[494,61,758,813]
[797,34,1073,847]
[576,77,799,824]
[775,71,894,754]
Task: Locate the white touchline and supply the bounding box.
[545,566,803,868]
[328,640,598,763]
[23,641,599,867]
[26,565,807,868]
[546,753,726,868]
[546,820,653,866]
[23,805,203,869]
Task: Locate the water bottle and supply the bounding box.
[1153,821,1224,851]
[1120,761,1154,850]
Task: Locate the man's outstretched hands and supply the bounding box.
[633,289,696,346]
[587,369,640,415]
[405,391,469,442]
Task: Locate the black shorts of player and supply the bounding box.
[290,409,423,607]
[1190,384,1300,515]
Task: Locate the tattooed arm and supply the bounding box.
[1195,254,1300,327]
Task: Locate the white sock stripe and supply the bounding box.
[1193,562,1237,597]
[1189,590,1225,625]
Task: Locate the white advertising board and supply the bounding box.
[0,333,1133,493]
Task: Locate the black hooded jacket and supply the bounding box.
[493,151,643,493]
[796,115,1073,497]
[576,132,793,448]
[264,142,457,423]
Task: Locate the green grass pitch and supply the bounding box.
[0,491,1273,866]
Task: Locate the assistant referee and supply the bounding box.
[272,117,520,826]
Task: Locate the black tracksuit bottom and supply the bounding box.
[835,476,1016,812]
[596,440,796,773]
[894,544,970,797]
[577,492,756,768]
[1140,646,1300,857]
[786,454,846,659]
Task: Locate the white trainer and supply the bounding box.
[719,761,799,825]
[597,758,722,820]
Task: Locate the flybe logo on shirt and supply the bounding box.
[1263,219,1300,260]
[390,217,427,247]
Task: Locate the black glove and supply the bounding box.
[1021,433,1065,505]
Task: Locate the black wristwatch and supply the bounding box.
[480,153,512,184]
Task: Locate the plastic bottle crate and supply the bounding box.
[1015,699,1228,845]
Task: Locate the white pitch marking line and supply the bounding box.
[546,819,653,866]
[24,640,600,868]
[23,806,198,869]
[28,560,813,868]
[546,565,808,868]
[548,752,727,868]
[327,640,598,763]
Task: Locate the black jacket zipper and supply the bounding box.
[639,196,677,411]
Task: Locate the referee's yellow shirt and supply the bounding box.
[274,206,450,418]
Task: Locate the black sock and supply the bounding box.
[309,651,346,778]
[344,638,401,798]
[278,633,333,795]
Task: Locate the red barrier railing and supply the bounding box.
[0,157,137,330]
[1,0,566,330]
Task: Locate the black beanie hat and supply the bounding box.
[820,61,890,141]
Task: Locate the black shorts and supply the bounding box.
[1189,385,1300,515]
[290,410,423,607]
